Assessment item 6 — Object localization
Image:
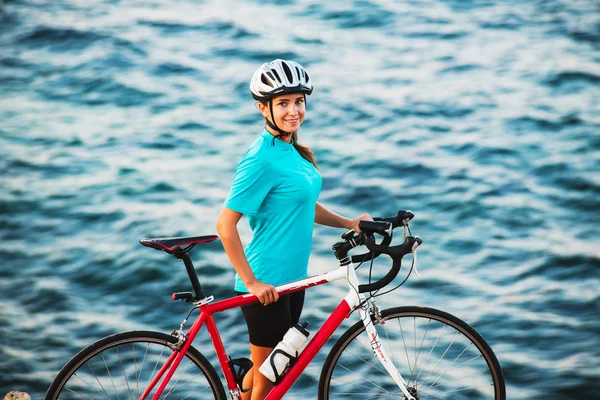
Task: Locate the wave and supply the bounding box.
[545,71,600,87]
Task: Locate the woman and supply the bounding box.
[216,59,371,400]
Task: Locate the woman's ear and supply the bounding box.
[256,101,269,119]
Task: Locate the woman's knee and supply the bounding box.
[251,372,273,399]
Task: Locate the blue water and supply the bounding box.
[1,0,599,398]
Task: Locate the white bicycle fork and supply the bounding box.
[344,268,415,400]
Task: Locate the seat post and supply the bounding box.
[173,249,205,300]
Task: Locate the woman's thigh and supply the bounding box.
[239,290,305,347]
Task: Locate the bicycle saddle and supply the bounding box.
[139,235,218,253]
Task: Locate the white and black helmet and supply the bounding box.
[250,59,313,101]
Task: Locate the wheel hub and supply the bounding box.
[404,386,419,400]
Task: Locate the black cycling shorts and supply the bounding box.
[237,290,305,348]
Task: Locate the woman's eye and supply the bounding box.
[278,102,287,107]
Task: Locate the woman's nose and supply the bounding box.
[288,104,299,115]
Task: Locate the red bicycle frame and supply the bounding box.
[139,267,354,400]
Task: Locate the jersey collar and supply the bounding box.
[261,129,294,148]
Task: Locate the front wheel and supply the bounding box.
[318,306,505,399]
[45,330,226,400]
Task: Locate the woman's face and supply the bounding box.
[259,93,306,133]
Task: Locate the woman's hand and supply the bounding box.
[348,213,373,233]
[246,280,280,306]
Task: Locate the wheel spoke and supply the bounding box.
[161,358,207,399]
[342,343,389,375]
[443,381,496,394]
[411,318,431,386]
[69,372,111,400]
[414,322,446,385]
[132,343,139,398]
[331,374,393,393]
[150,345,167,384]
[413,316,417,381]
[429,367,492,390]
[85,362,111,399]
[137,342,151,396]
[161,355,186,399]
[423,338,472,392]
[397,317,413,379]
[65,385,99,400]
[116,348,134,400]
[171,373,216,400]
[46,332,224,400]
[418,330,460,391]
[102,354,121,400]
[320,307,504,400]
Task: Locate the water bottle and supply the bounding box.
[258,322,309,383]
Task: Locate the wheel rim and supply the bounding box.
[324,311,501,399]
[53,336,220,399]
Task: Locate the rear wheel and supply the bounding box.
[318,306,505,399]
[45,330,226,399]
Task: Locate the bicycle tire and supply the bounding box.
[318,306,505,400]
[45,330,226,400]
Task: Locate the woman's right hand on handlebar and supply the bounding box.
[246,280,279,305]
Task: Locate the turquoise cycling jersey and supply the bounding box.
[225,129,322,292]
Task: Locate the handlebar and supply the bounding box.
[373,209,415,228]
[334,210,423,293]
[358,234,422,293]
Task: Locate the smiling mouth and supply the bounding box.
[285,119,299,124]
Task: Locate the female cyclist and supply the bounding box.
[216,59,371,400]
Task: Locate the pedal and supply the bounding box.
[229,357,253,393]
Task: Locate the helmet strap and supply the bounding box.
[266,98,292,144]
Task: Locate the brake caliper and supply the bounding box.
[169,316,189,351]
[369,299,384,326]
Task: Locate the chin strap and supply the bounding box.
[265,95,305,146]
[267,98,292,145]
[265,117,291,145]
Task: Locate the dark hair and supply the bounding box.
[291,132,318,169]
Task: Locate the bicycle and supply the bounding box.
[45,210,506,399]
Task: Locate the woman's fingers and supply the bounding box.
[263,286,279,305]
[249,281,279,305]
[262,290,272,305]
[353,213,373,233]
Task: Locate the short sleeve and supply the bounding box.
[224,155,273,216]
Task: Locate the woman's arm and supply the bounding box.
[216,207,279,305]
[315,201,372,232]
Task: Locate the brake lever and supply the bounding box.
[411,241,422,279]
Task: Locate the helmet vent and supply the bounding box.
[282,61,293,82]
[270,68,281,83]
[261,74,273,87]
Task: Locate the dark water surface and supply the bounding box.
[1,0,599,398]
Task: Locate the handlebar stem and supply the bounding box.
[332,235,362,266]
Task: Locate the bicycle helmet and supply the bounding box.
[250,59,314,141]
[250,59,313,101]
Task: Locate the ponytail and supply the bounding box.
[291,132,318,170]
